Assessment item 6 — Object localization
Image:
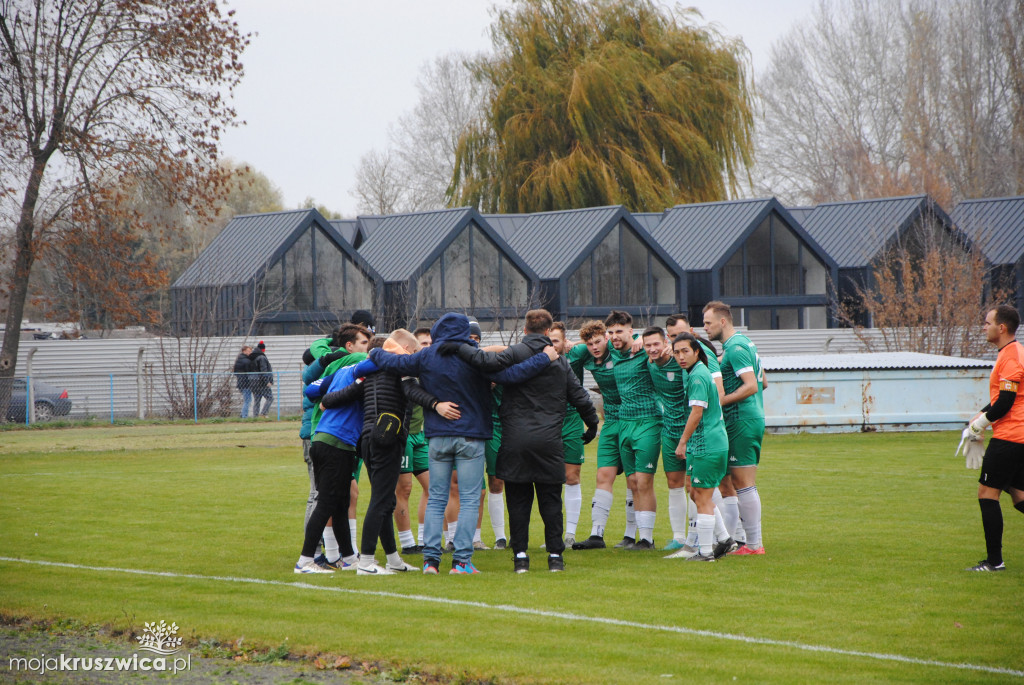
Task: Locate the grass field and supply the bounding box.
[1,422,1022,684]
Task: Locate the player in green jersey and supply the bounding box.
[703,301,766,555]
[642,326,689,550]
[668,333,734,562]
[666,314,741,546]
[550,321,586,546]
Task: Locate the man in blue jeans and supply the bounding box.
[370,313,555,575]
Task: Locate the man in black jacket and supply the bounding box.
[454,309,599,572]
[233,345,253,418]
[250,341,273,417]
[322,329,461,575]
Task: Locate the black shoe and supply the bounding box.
[494,538,507,550]
[614,536,636,549]
[686,553,716,562]
[632,538,655,550]
[402,545,424,555]
[712,537,737,559]
[548,554,565,572]
[514,555,529,573]
[572,535,606,550]
[966,559,1006,571]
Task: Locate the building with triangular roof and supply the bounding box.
[951,196,1024,313]
[170,209,380,336]
[357,207,539,330]
[500,206,683,324]
[651,198,836,329]
[800,195,965,326]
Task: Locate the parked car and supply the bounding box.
[3,379,72,422]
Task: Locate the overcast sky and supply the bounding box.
[219,0,818,218]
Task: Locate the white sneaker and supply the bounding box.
[357,563,395,576]
[294,560,334,574]
[386,559,419,572]
[664,544,699,559]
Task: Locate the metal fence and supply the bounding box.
[1,371,307,425]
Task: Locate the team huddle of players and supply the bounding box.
[560,302,766,562]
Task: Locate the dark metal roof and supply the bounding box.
[172,209,317,288]
[329,219,360,246]
[503,206,624,279]
[763,352,990,371]
[786,206,815,224]
[951,196,1024,265]
[799,195,954,269]
[357,207,537,283]
[483,214,530,242]
[631,212,664,233]
[650,197,830,271]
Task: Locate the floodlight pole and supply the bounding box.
[136,346,146,419]
[26,347,37,424]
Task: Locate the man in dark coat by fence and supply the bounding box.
[454,309,599,573]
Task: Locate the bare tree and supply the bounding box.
[351,148,406,215]
[753,0,1024,206]
[0,0,248,394]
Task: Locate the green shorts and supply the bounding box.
[661,428,686,474]
[402,431,429,473]
[352,457,362,484]
[562,413,585,465]
[687,449,728,489]
[485,428,501,477]
[727,418,765,468]
[618,417,662,475]
[596,418,623,472]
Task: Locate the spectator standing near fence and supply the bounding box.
[234,345,253,418]
[250,341,274,417]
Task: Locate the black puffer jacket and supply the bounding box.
[321,370,438,442]
[460,333,598,484]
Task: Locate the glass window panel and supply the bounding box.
[620,224,648,304]
[773,219,801,295]
[285,228,314,310]
[472,226,501,309]
[315,228,347,311]
[568,255,593,306]
[747,308,772,330]
[777,307,799,329]
[418,257,442,309]
[651,253,676,305]
[343,263,373,311]
[501,255,530,309]
[804,248,828,295]
[804,306,827,328]
[258,260,283,312]
[444,228,472,310]
[722,249,743,296]
[746,217,772,295]
[594,225,620,305]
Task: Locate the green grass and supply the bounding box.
[1,424,1022,683]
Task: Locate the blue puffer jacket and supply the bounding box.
[369,313,550,441]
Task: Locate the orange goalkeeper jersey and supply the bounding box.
[990,340,1024,444]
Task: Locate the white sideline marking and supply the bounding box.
[1,556,1021,678]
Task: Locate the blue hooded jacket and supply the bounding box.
[369,313,550,440]
[304,359,377,447]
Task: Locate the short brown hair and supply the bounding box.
[371,335,387,349]
[524,308,554,334]
[604,310,632,327]
[579,320,606,342]
[641,326,665,339]
[703,301,733,322]
[665,314,688,327]
[335,323,371,348]
[993,305,1021,335]
[550,321,567,335]
[413,327,431,338]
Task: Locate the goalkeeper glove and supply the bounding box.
[969,414,991,438]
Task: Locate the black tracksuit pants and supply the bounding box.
[302,440,356,559]
[359,433,403,557]
[505,480,564,555]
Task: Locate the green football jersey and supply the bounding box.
[610,345,660,421]
[699,340,722,377]
[647,355,688,431]
[720,332,764,423]
[567,342,620,419]
[685,362,729,457]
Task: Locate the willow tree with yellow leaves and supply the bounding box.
[449,0,755,213]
